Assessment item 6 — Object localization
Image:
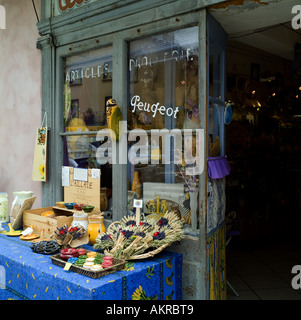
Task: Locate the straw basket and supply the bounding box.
[50,250,126,279]
[93,211,184,260]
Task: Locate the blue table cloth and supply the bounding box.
[0,223,182,300]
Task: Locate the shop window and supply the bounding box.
[127,26,201,227]
[63,46,113,191]
[209,40,222,99]
[209,39,225,157]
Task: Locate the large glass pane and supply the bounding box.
[209,40,221,98]
[127,27,200,227]
[209,39,225,157]
[63,47,113,193]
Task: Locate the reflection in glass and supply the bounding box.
[63,47,113,189]
[128,27,199,131]
[127,27,200,227]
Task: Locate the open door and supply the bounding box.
[206,13,229,300]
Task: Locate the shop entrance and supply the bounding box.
[209,1,301,248]
[225,39,301,248]
[210,2,301,299]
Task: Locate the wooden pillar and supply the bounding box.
[112,36,128,220]
[197,8,208,300]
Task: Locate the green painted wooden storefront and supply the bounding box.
[36,0,228,300]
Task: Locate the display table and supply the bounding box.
[0,223,182,300]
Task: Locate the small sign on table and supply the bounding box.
[133,199,143,225]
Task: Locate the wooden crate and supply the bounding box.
[23,207,74,238]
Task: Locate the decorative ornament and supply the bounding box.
[93,211,184,260]
[50,224,89,248]
[106,98,123,141]
[224,100,233,125]
[30,240,60,255]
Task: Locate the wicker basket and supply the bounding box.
[50,251,126,279]
[96,211,184,261]
[125,242,171,260]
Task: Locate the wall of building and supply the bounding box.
[0,0,42,209]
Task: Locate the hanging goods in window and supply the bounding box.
[224,100,233,125]
[106,99,123,141]
[32,113,48,181]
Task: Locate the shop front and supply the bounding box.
[32,0,230,300]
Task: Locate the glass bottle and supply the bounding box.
[160,200,168,215]
[156,196,160,213]
[131,171,141,198]
[87,215,106,245]
[0,193,9,223]
[13,191,33,206]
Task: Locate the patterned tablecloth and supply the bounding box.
[0,223,182,300]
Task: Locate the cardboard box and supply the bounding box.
[23,207,73,238]
[63,167,101,211]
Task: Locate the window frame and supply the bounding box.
[39,4,208,230]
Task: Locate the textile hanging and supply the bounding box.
[207,225,227,300]
[207,156,231,179]
[32,127,48,182]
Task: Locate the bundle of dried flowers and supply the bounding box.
[93,211,184,260]
[50,224,89,248]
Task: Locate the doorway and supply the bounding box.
[225,33,301,301]
[225,39,301,248]
[209,2,301,299]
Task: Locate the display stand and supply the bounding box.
[0,223,182,300]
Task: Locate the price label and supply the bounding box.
[133,199,143,208]
[64,262,72,271]
[21,227,33,236]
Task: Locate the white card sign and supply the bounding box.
[63,167,101,210]
[134,199,143,225]
[62,166,70,187]
[133,199,143,208]
[73,168,88,182]
[91,168,100,179]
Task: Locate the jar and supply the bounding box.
[160,200,168,215]
[13,191,33,207]
[100,190,108,211]
[156,196,160,213]
[71,212,89,231]
[0,193,9,223]
[147,200,156,213]
[87,215,106,245]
